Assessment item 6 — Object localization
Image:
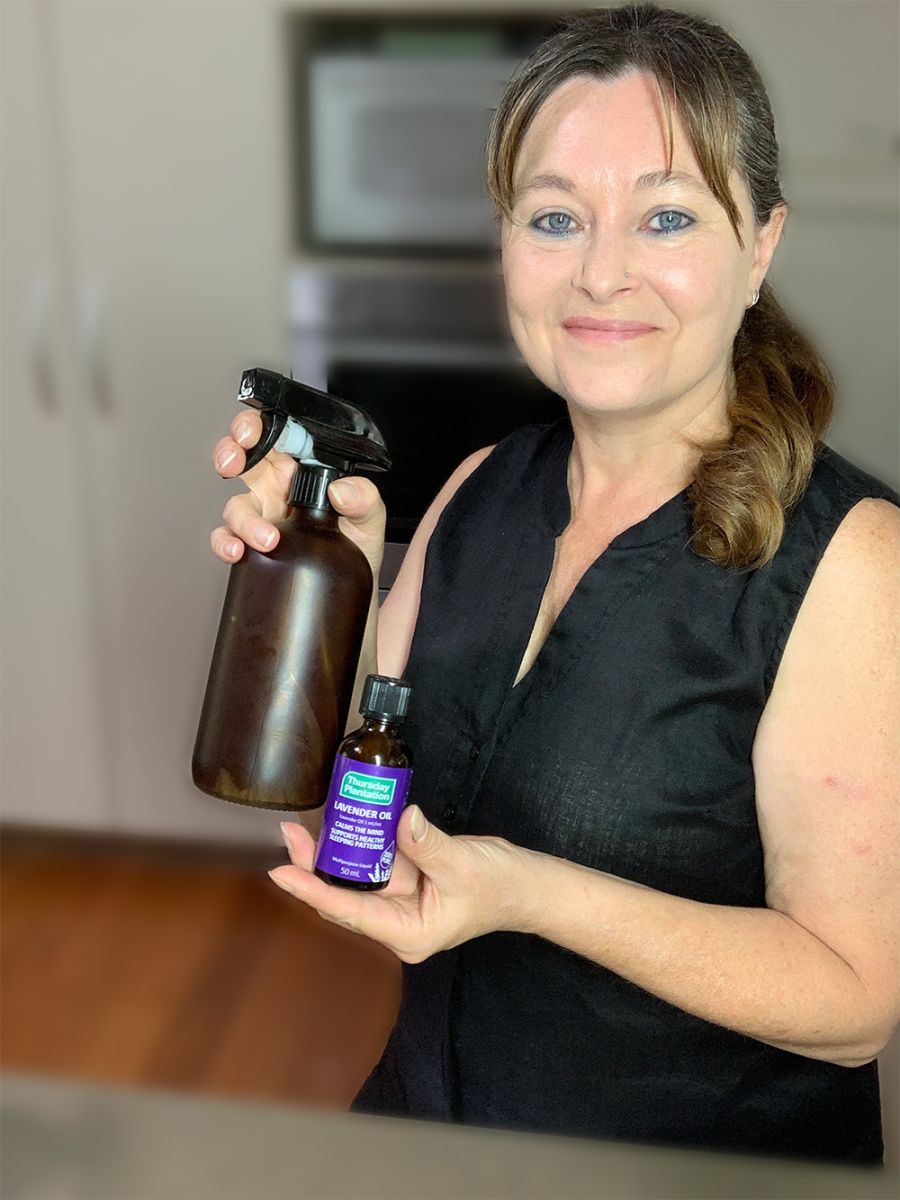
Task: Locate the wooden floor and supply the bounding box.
[0,827,400,1109]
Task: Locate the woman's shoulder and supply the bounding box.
[479,417,570,468]
[805,445,900,597]
[775,443,900,562]
[425,418,570,548]
[444,417,568,501]
[812,443,900,509]
[804,442,900,574]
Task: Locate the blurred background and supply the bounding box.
[2,0,898,1192]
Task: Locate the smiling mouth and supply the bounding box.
[563,325,657,343]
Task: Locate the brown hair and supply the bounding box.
[485,3,834,570]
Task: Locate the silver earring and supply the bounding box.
[748,288,760,308]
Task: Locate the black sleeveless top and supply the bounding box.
[351,418,898,1165]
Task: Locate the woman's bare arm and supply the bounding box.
[508,498,900,1066]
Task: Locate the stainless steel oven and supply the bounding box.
[290,265,564,595]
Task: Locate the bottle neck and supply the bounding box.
[361,716,401,734]
[285,504,340,529]
[288,462,346,514]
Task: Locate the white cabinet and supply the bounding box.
[1,1,112,830]
[2,0,292,845]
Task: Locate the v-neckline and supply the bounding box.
[510,420,692,693]
[542,419,692,547]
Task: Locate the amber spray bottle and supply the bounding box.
[314,675,413,890]
[192,368,391,812]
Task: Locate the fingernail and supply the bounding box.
[279,821,293,851]
[225,540,240,557]
[329,480,356,506]
[217,449,237,471]
[235,422,253,444]
[268,869,298,897]
[411,806,426,841]
[256,524,276,548]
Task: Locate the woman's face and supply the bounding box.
[500,71,785,423]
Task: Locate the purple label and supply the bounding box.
[314,754,412,884]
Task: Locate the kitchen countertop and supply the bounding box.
[2,1070,896,1200]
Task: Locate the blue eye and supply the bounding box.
[648,210,694,235]
[529,209,695,237]
[530,212,577,237]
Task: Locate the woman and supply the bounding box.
[210,5,899,1165]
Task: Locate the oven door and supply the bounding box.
[324,341,564,596]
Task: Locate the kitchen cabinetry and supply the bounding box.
[1,2,111,831]
[3,0,898,852]
[1,0,291,844]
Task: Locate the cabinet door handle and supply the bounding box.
[25,275,58,417]
[80,276,114,418]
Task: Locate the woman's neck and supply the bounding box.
[566,377,731,514]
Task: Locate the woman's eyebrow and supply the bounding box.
[513,169,710,200]
[635,169,710,195]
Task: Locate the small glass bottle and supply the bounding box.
[314,675,414,891]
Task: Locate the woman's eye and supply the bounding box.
[528,209,694,237]
[530,212,578,237]
[647,210,694,235]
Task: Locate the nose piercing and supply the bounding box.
[625,271,630,278]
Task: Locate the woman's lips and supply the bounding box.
[562,318,658,344]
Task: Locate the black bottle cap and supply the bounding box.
[360,675,412,722]
[289,463,344,510]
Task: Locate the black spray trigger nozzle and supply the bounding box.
[235,367,391,476]
[241,409,286,473]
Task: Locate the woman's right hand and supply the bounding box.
[210,410,386,575]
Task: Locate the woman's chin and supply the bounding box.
[521,352,663,417]
[556,378,660,420]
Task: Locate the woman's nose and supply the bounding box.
[571,230,634,303]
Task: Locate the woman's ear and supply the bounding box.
[752,202,788,291]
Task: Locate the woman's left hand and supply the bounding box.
[269,807,528,963]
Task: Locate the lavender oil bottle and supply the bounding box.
[314,675,413,890]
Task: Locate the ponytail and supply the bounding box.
[686,283,835,570]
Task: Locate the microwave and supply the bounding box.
[305,53,521,254]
